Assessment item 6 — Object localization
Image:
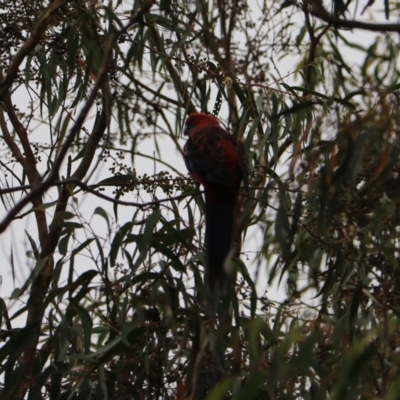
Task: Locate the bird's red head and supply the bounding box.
[184,112,220,136]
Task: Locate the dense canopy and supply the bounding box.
[0,0,400,398]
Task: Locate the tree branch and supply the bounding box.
[0,29,116,236]
[0,177,202,209]
[0,106,27,168]
[302,0,400,32]
[0,0,69,100]
[9,0,156,392]
[0,101,49,245]
[13,73,112,400]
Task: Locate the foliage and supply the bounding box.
[0,0,400,399]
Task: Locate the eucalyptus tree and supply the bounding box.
[0,0,399,398]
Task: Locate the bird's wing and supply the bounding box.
[184,126,240,186]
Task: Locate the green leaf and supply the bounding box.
[232,82,246,104]
[146,13,186,34]
[0,324,37,369]
[93,207,110,231]
[349,284,363,338]
[67,25,79,76]
[58,233,70,256]
[25,230,39,260]
[103,6,124,28]
[10,257,50,299]
[49,211,75,231]
[75,305,93,354]
[33,201,57,211]
[71,238,95,256]
[25,53,33,86]
[275,203,291,259]
[67,334,123,361]
[62,222,83,232]
[109,221,133,266]
[97,174,137,186]
[289,86,330,99]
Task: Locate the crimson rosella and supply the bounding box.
[183,112,249,291]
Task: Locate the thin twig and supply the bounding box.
[302,0,400,33]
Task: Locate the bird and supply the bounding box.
[183,112,248,292]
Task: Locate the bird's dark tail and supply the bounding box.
[204,186,237,292]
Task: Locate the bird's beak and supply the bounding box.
[183,125,191,136]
